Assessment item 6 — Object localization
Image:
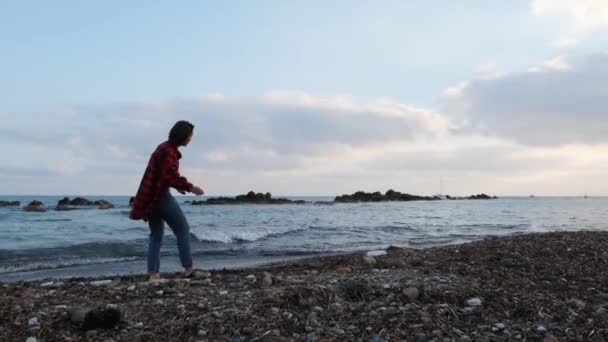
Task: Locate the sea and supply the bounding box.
[1,194,607,281]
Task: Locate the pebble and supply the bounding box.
[193,270,211,279]
[382,307,399,318]
[40,281,54,287]
[403,287,420,300]
[259,272,273,288]
[27,317,40,327]
[86,330,98,337]
[465,298,482,306]
[536,325,548,334]
[90,280,112,287]
[127,285,136,291]
[69,306,89,324]
[544,336,558,342]
[366,250,387,257]
[26,338,37,342]
[363,255,377,265]
[415,332,427,342]
[595,307,608,315]
[219,290,228,296]
[330,328,345,335]
[494,322,506,330]
[134,322,144,328]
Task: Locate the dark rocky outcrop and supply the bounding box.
[191,191,307,205]
[0,201,20,207]
[94,200,115,210]
[55,197,115,210]
[23,200,47,212]
[129,197,135,207]
[70,197,94,206]
[467,193,498,200]
[446,193,498,200]
[56,197,78,211]
[334,190,440,203]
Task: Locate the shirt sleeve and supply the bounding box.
[161,148,193,194]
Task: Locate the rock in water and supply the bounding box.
[94,200,115,209]
[70,197,93,206]
[24,201,47,212]
[0,200,20,207]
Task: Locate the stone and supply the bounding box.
[70,306,89,324]
[27,317,40,327]
[382,307,399,318]
[465,298,482,306]
[193,270,211,279]
[90,280,112,287]
[26,337,37,342]
[363,255,377,265]
[544,336,558,342]
[134,322,144,328]
[403,287,420,300]
[83,308,121,330]
[415,332,427,342]
[259,272,273,288]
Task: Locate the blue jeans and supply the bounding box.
[147,192,193,273]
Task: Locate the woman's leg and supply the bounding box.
[147,216,165,276]
[161,193,193,271]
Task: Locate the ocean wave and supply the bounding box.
[0,240,148,261]
[25,218,73,222]
[0,256,139,274]
[454,223,531,231]
[190,226,309,244]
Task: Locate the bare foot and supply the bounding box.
[149,273,161,281]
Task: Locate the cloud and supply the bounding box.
[531,0,608,44]
[3,81,608,195]
[445,53,608,146]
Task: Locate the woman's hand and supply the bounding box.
[191,186,205,196]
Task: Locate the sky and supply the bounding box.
[1,0,608,196]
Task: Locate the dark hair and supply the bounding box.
[169,120,194,145]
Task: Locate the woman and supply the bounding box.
[130,120,205,280]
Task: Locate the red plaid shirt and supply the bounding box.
[129,141,193,221]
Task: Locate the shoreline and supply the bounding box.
[3,230,608,341]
